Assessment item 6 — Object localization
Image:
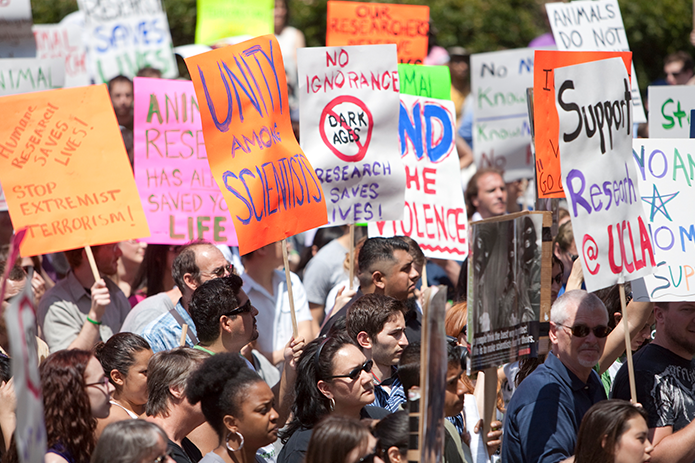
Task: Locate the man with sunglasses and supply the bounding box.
[663,51,694,86]
[502,290,610,463]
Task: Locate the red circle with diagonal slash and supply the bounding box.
[319,95,373,163]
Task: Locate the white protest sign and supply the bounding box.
[647,85,695,139]
[0,0,36,58]
[369,94,468,260]
[557,58,654,292]
[76,0,178,83]
[297,44,405,225]
[631,139,695,301]
[546,0,646,124]
[0,57,64,96]
[470,48,534,182]
[33,24,90,88]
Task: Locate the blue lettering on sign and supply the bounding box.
[398,100,453,163]
[93,19,167,53]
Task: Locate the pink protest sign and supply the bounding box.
[133,77,236,245]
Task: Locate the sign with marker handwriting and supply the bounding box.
[556,58,653,291]
[471,48,535,182]
[647,86,695,139]
[0,57,64,96]
[195,0,273,45]
[326,1,429,65]
[631,139,695,301]
[533,49,632,198]
[368,94,468,260]
[398,63,450,100]
[545,0,646,123]
[185,35,327,254]
[33,24,90,88]
[134,77,236,245]
[297,44,405,226]
[0,85,151,257]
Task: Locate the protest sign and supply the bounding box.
[326,1,429,64]
[647,85,695,139]
[556,58,653,291]
[533,50,632,198]
[0,85,150,257]
[33,24,90,88]
[468,211,548,372]
[630,139,695,301]
[0,57,64,96]
[368,94,468,260]
[0,0,36,58]
[470,48,535,181]
[398,63,450,100]
[76,0,177,83]
[185,35,327,254]
[195,0,273,45]
[134,77,236,245]
[297,44,405,226]
[546,0,646,124]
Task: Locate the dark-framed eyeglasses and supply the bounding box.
[224,299,252,317]
[85,376,110,389]
[152,448,174,463]
[557,323,610,338]
[203,263,234,278]
[328,359,373,381]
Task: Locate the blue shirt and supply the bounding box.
[141,299,197,353]
[502,352,607,463]
[369,373,406,413]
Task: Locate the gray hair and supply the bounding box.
[91,420,167,463]
[551,290,608,325]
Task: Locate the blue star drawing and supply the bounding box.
[641,184,679,222]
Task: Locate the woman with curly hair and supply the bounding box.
[42,349,114,463]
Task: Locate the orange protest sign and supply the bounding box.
[534,50,633,198]
[326,1,429,64]
[0,85,150,257]
[185,35,328,255]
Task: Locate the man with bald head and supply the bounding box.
[142,242,232,352]
[502,290,610,463]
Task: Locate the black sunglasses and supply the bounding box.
[205,263,234,278]
[225,299,252,317]
[557,323,610,338]
[328,359,373,381]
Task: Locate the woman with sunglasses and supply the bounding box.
[278,332,388,463]
[186,353,280,463]
[305,415,384,463]
[92,420,174,463]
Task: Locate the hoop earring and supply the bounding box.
[328,397,335,412]
[226,431,245,452]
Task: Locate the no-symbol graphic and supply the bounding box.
[319,96,373,162]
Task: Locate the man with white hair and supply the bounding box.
[502,290,610,463]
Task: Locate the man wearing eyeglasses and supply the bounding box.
[502,290,609,463]
[663,52,694,86]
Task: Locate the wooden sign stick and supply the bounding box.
[84,245,101,283]
[421,263,428,290]
[348,224,355,290]
[179,324,188,347]
[282,238,299,338]
[619,283,638,404]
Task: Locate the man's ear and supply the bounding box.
[169,384,185,400]
[471,195,480,209]
[110,369,125,387]
[183,272,198,292]
[372,270,386,290]
[219,315,233,335]
[317,380,332,400]
[356,331,372,349]
[548,322,559,345]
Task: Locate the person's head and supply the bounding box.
[131,244,182,298]
[65,243,123,276]
[553,221,576,283]
[189,275,258,351]
[373,411,408,463]
[118,239,147,269]
[274,0,289,33]
[0,258,27,314]
[347,294,408,367]
[445,302,468,347]
[171,242,231,299]
[41,350,115,463]
[145,347,209,420]
[664,51,694,85]
[306,415,383,463]
[465,168,507,219]
[551,254,565,304]
[187,353,279,453]
[447,46,470,82]
[108,75,134,122]
[653,301,695,358]
[136,66,163,78]
[575,400,652,463]
[549,290,609,380]
[241,241,284,270]
[358,237,418,300]
[94,333,153,405]
[91,420,172,463]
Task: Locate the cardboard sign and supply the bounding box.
[556,58,653,292]
[398,63,451,100]
[326,1,429,64]
[631,139,695,301]
[368,95,468,260]
[0,85,151,256]
[468,211,547,372]
[33,24,90,88]
[546,0,646,124]
[77,0,178,83]
[134,77,236,245]
[471,48,535,182]
[195,0,273,45]
[0,57,65,96]
[185,35,327,254]
[648,85,695,139]
[533,50,632,198]
[0,0,36,58]
[297,44,405,226]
